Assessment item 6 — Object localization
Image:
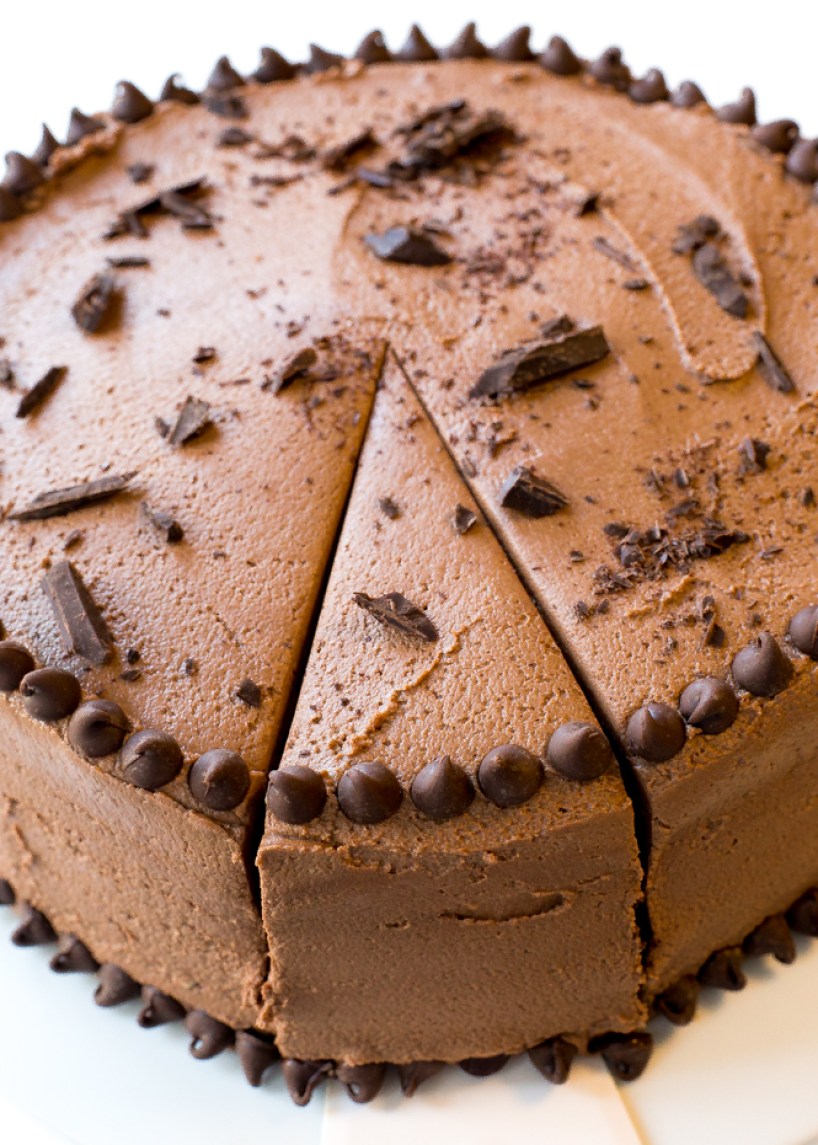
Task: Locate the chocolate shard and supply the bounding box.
[141,502,183,543]
[95,962,140,1006]
[527,1036,578,1084]
[691,243,749,318]
[282,1058,332,1104]
[335,1062,387,1103]
[499,465,569,518]
[50,935,99,973]
[471,325,609,400]
[364,225,452,266]
[185,1010,235,1059]
[743,914,796,964]
[71,272,119,334]
[263,347,318,394]
[168,396,213,445]
[396,24,438,62]
[12,903,57,946]
[159,74,200,105]
[32,124,60,167]
[2,151,45,195]
[398,1061,444,1096]
[352,590,438,642]
[322,129,377,172]
[452,503,477,534]
[253,47,296,83]
[493,27,534,62]
[42,559,114,666]
[138,985,186,1027]
[753,331,796,394]
[355,31,392,65]
[66,108,105,146]
[698,946,746,991]
[111,81,154,124]
[236,1030,281,1086]
[10,472,135,521]
[16,365,67,418]
[654,975,699,1025]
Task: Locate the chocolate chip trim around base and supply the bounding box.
[4,23,818,228]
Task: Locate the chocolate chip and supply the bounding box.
[353,591,438,642]
[20,667,81,721]
[789,605,818,658]
[410,755,475,819]
[753,332,796,394]
[167,396,212,445]
[0,880,15,906]
[159,74,200,105]
[68,700,130,757]
[141,502,184,543]
[460,1054,508,1077]
[95,962,140,1006]
[66,108,105,145]
[787,888,818,936]
[654,975,699,1025]
[323,129,376,172]
[111,81,153,124]
[120,729,183,790]
[471,325,610,400]
[42,560,113,666]
[282,1058,332,1104]
[364,225,452,266]
[540,35,582,76]
[305,44,345,73]
[785,138,818,183]
[71,272,119,334]
[743,914,795,963]
[396,25,438,62]
[50,935,99,973]
[185,1010,235,1059]
[738,436,770,474]
[499,465,568,518]
[12,904,56,946]
[236,1031,281,1086]
[625,702,686,762]
[698,946,746,990]
[444,23,487,59]
[206,56,245,91]
[752,119,799,154]
[253,47,297,83]
[731,632,792,697]
[2,151,45,195]
[478,743,543,808]
[452,504,477,534]
[589,47,631,91]
[188,749,251,811]
[355,30,392,64]
[679,677,738,735]
[337,762,402,824]
[267,765,327,825]
[547,721,613,781]
[263,347,317,394]
[629,69,669,104]
[594,1032,653,1081]
[717,87,756,126]
[335,1063,387,1103]
[398,1061,444,1096]
[32,124,60,167]
[0,187,22,222]
[493,27,534,62]
[0,642,35,691]
[527,1037,577,1084]
[16,365,67,418]
[138,986,186,1027]
[671,81,706,108]
[691,243,748,318]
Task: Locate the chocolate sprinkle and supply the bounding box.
[396,25,438,62]
[541,35,582,77]
[50,935,99,974]
[477,743,543,808]
[789,605,818,658]
[460,1054,509,1077]
[112,81,154,124]
[353,591,438,642]
[471,325,610,400]
[71,272,119,334]
[753,332,796,394]
[68,699,130,757]
[66,108,105,145]
[743,914,796,964]
[493,27,534,62]
[267,765,327,825]
[788,888,818,936]
[16,365,67,418]
[547,721,613,781]
[625,702,686,762]
[717,87,756,126]
[120,729,183,791]
[253,47,296,83]
[236,1031,280,1086]
[20,667,81,721]
[142,502,184,543]
[452,503,477,534]
[527,1037,578,1084]
[95,963,140,1006]
[2,151,45,195]
[0,880,15,906]
[594,1032,653,1081]
[398,1061,444,1096]
[168,396,212,445]
[12,904,56,947]
[679,677,738,735]
[654,975,699,1025]
[365,225,452,266]
[282,1058,332,1104]
[0,642,35,691]
[11,472,135,521]
[138,986,186,1028]
[337,761,403,824]
[188,749,251,811]
[698,947,746,991]
[691,243,749,318]
[42,560,113,666]
[499,465,569,518]
[335,1063,387,1103]
[410,755,475,820]
[731,632,793,697]
[185,1011,235,1060]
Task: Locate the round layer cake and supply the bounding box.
[1,23,817,1105]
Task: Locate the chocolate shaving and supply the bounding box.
[262,347,317,394]
[16,366,67,418]
[106,255,150,268]
[672,215,721,254]
[691,243,749,318]
[159,190,213,230]
[236,678,262,708]
[11,473,136,521]
[364,226,452,266]
[192,346,217,364]
[592,235,639,272]
[471,325,610,400]
[105,178,212,239]
[42,560,113,666]
[452,504,477,534]
[353,591,438,643]
[596,517,750,592]
[738,437,770,475]
[379,101,516,183]
[753,332,795,394]
[142,502,183,543]
[499,466,569,518]
[168,397,213,445]
[217,126,252,147]
[323,129,377,171]
[71,273,119,333]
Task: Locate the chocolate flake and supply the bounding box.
[71,273,119,334]
[16,365,67,418]
[105,178,213,239]
[141,502,183,542]
[452,503,477,534]
[262,347,317,394]
[364,226,452,266]
[592,235,639,272]
[42,560,113,666]
[691,243,749,318]
[168,396,213,445]
[323,128,377,172]
[471,326,609,400]
[391,100,516,180]
[499,465,569,518]
[236,678,262,708]
[353,591,438,642]
[672,215,721,254]
[106,255,150,268]
[738,436,770,474]
[193,346,217,364]
[753,332,796,394]
[11,472,136,521]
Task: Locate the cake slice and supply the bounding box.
[257,354,645,1065]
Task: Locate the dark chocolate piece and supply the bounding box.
[323,129,376,172]
[50,935,99,973]
[743,914,796,964]
[335,1063,387,1103]
[159,74,200,105]
[452,504,477,534]
[752,119,799,154]
[396,25,438,62]
[753,332,796,394]
[589,47,631,91]
[16,365,67,418]
[185,1010,235,1059]
[236,678,261,708]
[460,1054,509,1077]
[120,729,183,791]
[0,880,15,906]
[267,765,327,825]
[263,347,317,394]
[731,632,793,697]
[253,47,296,83]
[353,590,438,642]
[654,975,699,1025]
[786,138,818,183]
[672,214,721,254]
[207,56,245,91]
[2,151,45,195]
[787,888,818,936]
[142,502,184,543]
[698,947,746,991]
[471,326,609,400]
[478,743,543,808]
[679,677,738,735]
[168,396,212,445]
[594,1032,653,1081]
[305,44,345,74]
[547,721,613,781]
[337,762,403,824]
[282,1058,332,1104]
[20,667,81,721]
[364,225,452,266]
[717,87,756,126]
[625,702,686,762]
[66,108,105,145]
[398,1061,444,1096]
[94,963,140,1006]
[138,986,186,1027]
[499,466,569,518]
[236,1031,281,1086]
[629,69,669,104]
[0,642,35,691]
[12,904,56,946]
[493,27,534,62]
[188,749,251,811]
[410,755,475,819]
[111,81,154,124]
[158,188,213,229]
[527,1037,577,1084]
[671,81,706,108]
[11,472,135,521]
[42,559,113,666]
[355,31,392,64]
[691,243,749,318]
[444,23,487,59]
[738,436,770,474]
[68,699,130,757]
[32,124,60,167]
[789,605,818,658]
[71,272,118,334]
[0,187,22,222]
[541,35,582,76]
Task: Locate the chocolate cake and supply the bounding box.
[1,22,818,1104]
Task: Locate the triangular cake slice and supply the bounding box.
[258,354,645,1064]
